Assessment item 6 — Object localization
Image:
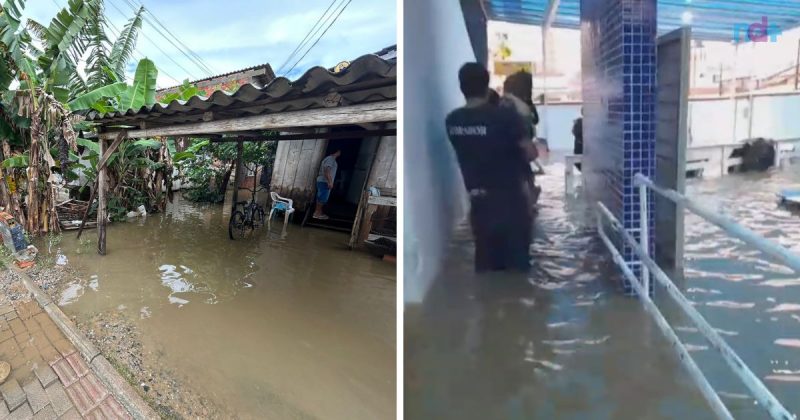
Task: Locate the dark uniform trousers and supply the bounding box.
[468,184,532,272]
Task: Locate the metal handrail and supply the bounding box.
[595,173,795,420]
[564,154,582,195]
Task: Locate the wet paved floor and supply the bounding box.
[405,155,800,419]
[0,279,130,419]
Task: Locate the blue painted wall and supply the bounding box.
[581,0,657,294]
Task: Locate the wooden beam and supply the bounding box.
[77,132,125,240]
[230,140,244,220]
[97,138,108,255]
[368,196,396,207]
[96,133,126,171]
[99,100,396,139]
[208,128,396,143]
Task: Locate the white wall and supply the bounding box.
[403,0,474,304]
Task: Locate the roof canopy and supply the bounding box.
[485,0,800,41]
[86,49,396,139]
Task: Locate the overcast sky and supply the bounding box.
[24,0,396,88]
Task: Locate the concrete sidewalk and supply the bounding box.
[0,297,130,419]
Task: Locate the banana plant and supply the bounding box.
[68,57,158,113]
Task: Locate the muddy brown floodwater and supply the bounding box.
[40,193,396,419]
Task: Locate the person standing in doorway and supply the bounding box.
[446,63,538,273]
[572,107,584,171]
[313,149,341,220]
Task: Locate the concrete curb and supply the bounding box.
[9,266,158,420]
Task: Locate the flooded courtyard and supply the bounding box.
[44,194,396,419]
[405,153,800,419]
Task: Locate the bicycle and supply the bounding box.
[228,165,267,240]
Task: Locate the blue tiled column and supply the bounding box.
[581,0,656,295]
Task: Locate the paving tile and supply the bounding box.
[44,382,73,416]
[8,318,25,336]
[39,345,60,364]
[0,378,27,411]
[32,403,57,420]
[33,313,51,328]
[50,358,79,387]
[0,396,9,417]
[98,396,133,420]
[64,381,95,415]
[42,325,62,343]
[0,336,21,358]
[5,311,18,321]
[22,343,40,362]
[58,407,82,420]
[52,339,73,357]
[79,374,108,406]
[35,365,59,388]
[0,325,14,342]
[23,378,50,413]
[30,331,48,347]
[14,332,31,346]
[6,402,33,420]
[16,301,41,320]
[0,304,15,316]
[23,318,40,333]
[65,352,89,378]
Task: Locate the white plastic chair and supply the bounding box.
[269,192,295,229]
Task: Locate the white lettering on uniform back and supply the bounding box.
[449,125,487,136]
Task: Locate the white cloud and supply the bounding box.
[20,0,396,88]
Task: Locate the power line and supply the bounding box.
[118,0,215,76]
[284,0,352,77]
[274,0,339,75]
[105,0,201,80]
[127,0,217,75]
[102,18,182,85]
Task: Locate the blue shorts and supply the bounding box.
[316,181,331,204]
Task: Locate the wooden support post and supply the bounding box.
[75,180,97,240]
[231,140,244,215]
[97,138,108,255]
[795,38,800,91]
[357,203,378,247]
[77,132,126,240]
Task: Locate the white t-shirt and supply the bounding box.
[317,155,338,183]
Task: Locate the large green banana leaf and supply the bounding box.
[118,58,158,112]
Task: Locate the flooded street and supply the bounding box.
[405,153,800,419]
[49,194,396,419]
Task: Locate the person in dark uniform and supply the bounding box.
[446,63,538,273]
[572,107,583,171]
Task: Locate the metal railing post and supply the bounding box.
[639,182,650,294]
[598,173,799,420]
[565,157,574,196]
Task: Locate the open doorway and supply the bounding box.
[307,126,379,231]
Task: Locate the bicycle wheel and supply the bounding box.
[228,210,248,240]
[253,205,266,227]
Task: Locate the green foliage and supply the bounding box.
[68,58,159,113]
[118,57,157,111]
[176,139,277,203]
[2,153,28,168]
[67,82,127,110]
[108,6,143,83]
[159,79,200,104]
